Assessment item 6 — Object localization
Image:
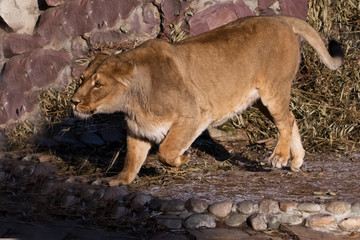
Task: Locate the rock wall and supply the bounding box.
[0,0,307,132]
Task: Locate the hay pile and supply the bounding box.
[9,0,359,154]
[237,0,359,153]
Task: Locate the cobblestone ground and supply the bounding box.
[1,123,360,239]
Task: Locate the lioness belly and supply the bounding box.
[212,89,260,126]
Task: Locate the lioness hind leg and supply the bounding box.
[107,134,151,186]
[259,95,293,169]
[158,118,207,168]
[289,120,305,171]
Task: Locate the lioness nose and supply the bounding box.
[71,97,81,106]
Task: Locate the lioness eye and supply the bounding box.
[79,74,84,84]
[94,82,102,88]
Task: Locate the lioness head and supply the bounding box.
[71,54,134,118]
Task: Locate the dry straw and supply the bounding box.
[9,0,359,153]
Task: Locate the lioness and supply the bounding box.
[72,16,343,186]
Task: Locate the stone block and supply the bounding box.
[306,214,336,229]
[0,0,40,34]
[209,201,233,219]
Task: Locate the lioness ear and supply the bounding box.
[112,60,134,86]
[116,60,134,75]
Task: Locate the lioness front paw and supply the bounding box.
[268,152,289,169]
[105,173,134,186]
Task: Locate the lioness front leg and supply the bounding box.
[158,118,206,168]
[107,134,151,186]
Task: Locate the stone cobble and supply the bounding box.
[1,157,360,235]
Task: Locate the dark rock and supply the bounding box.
[185,198,208,213]
[11,164,27,178]
[160,199,185,213]
[130,193,152,210]
[3,34,46,58]
[80,188,97,202]
[0,171,9,181]
[32,162,56,177]
[62,195,80,208]
[149,198,166,210]
[102,186,129,201]
[113,206,130,218]
[184,214,216,229]
[156,215,182,229]
[225,212,247,227]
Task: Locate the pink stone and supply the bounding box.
[161,0,181,22]
[3,33,46,58]
[0,49,70,123]
[281,0,308,20]
[234,0,254,18]
[89,0,139,28]
[189,2,239,36]
[45,0,68,6]
[258,0,276,9]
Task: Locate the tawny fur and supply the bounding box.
[71,16,343,186]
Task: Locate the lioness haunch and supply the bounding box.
[71,16,344,186]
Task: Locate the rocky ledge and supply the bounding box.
[1,152,360,238]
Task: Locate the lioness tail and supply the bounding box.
[281,16,344,70]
